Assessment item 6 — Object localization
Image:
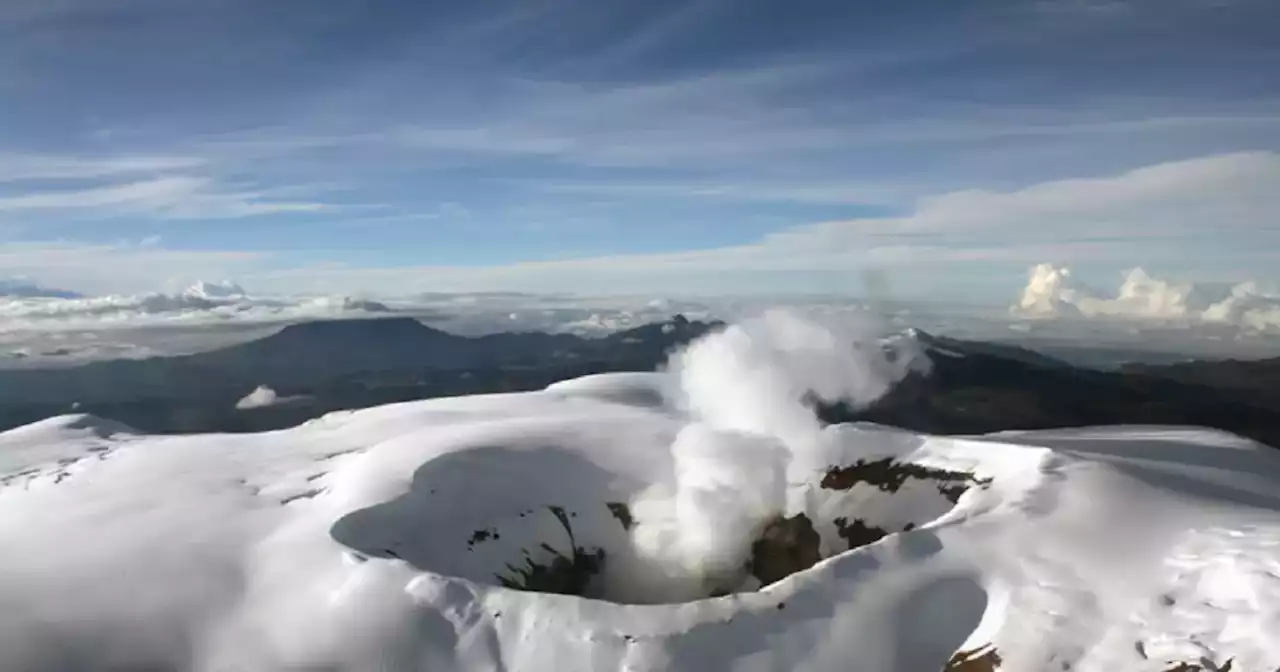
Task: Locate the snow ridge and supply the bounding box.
[1,312,1279,671]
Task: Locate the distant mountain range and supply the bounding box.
[0,315,722,433]
[834,329,1280,449]
[0,279,83,299]
[1,316,1278,448]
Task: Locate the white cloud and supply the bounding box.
[1202,282,1280,331]
[1012,263,1280,332]
[0,280,393,325]
[0,242,267,295]
[1017,265,1210,319]
[0,278,422,366]
[0,153,206,182]
[1015,264,1086,317]
[237,151,1280,296]
[526,178,916,206]
[0,151,1275,300]
[380,59,1280,176]
[0,176,331,219]
[786,151,1280,245]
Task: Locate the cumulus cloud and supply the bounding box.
[1202,282,1280,332]
[1015,264,1086,317]
[1013,263,1280,332]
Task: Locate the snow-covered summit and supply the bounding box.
[182,279,247,300]
[1,312,1278,672]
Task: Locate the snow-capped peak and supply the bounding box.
[182,279,247,300]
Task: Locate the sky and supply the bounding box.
[1,0,1277,300]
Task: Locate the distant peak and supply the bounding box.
[182,280,246,300]
[305,296,393,313]
[275,316,444,338]
[902,327,939,344]
[0,278,83,299]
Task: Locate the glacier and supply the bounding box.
[1,315,1279,671]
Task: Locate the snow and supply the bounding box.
[236,385,281,409]
[182,280,247,300]
[2,312,1280,671]
[234,384,314,410]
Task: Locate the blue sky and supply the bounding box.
[0,0,1277,300]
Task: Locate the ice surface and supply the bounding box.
[2,315,1280,671]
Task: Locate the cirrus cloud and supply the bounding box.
[0,151,1275,300]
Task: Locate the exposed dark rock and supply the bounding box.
[821,457,985,498]
[467,527,498,549]
[945,645,1002,671]
[833,517,889,550]
[495,506,606,597]
[749,514,822,587]
[606,502,635,531]
[1160,659,1234,672]
[939,482,972,504]
[496,545,605,596]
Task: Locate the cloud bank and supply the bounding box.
[3,151,1277,300]
[1014,263,1280,332]
[0,281,392,327]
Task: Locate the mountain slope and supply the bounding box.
[3,316,1279,448]
[835,333,1280,449]
[2,313,1279,671]
[0,315,722,409]
[1123,356,1280,394]
[198,317,475,381]
[1,381,1277,671]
